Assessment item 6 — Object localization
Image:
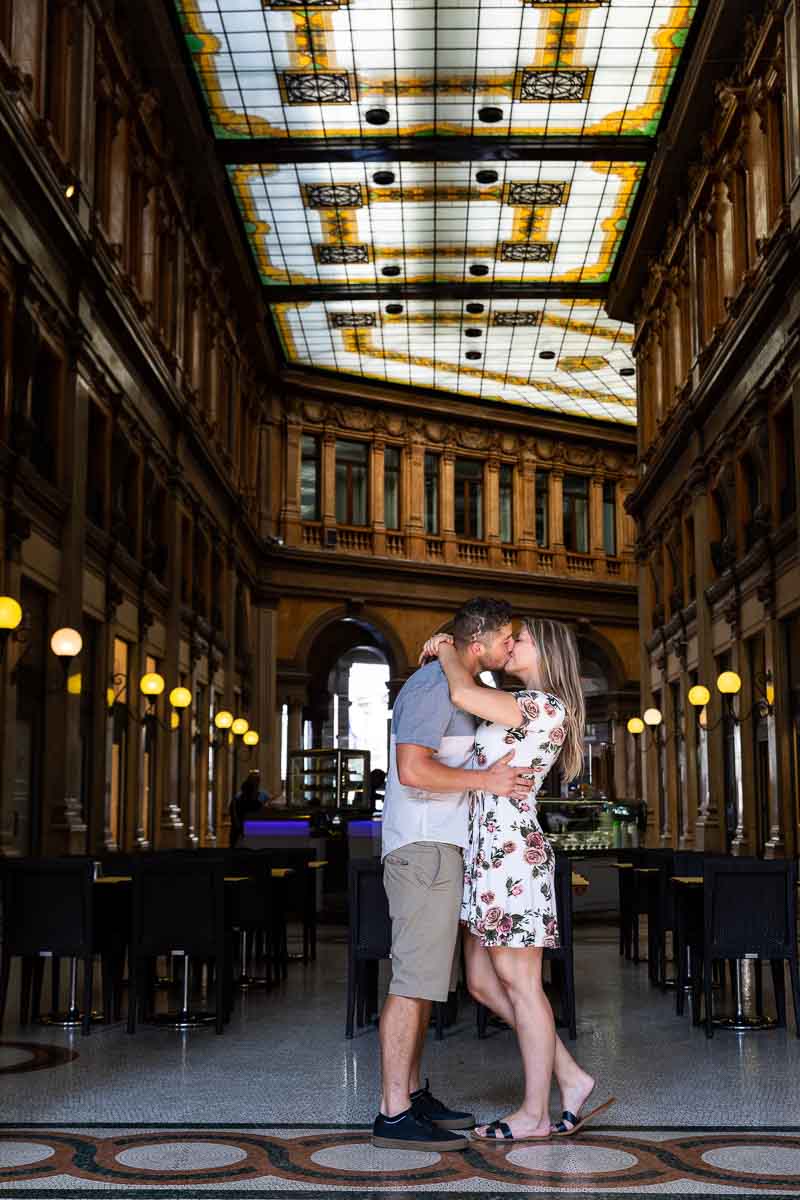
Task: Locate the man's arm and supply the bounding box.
[397,744,532,801]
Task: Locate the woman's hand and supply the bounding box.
[418,633,454,665]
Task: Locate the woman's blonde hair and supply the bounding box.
[520,617,586,781]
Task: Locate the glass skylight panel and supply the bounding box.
[229,159,643,286]
[274,298,636,424]
[177,1,697,140]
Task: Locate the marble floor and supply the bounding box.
[1,923,800,1196]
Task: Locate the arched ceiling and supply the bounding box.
[175,0,699,427]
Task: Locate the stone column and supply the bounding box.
[371,438,386,556]
[43,355,89,855]
[517,455,536,571]
[762,611,785,858]
[441,450,456,564]
[549,469,565,571]
[589,473,605,558]
[485,456,501,567]
[157,473,184,848]
[691,478,724,850]
[786,1,800,228]
[321,429,337,534]
[406,438,425,559]
[281,415,303,546]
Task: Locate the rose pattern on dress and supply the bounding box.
[461,689,566,949]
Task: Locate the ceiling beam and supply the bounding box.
[263,281,608,305]
[219,135,654,168]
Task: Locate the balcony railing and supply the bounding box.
[295,522,633,581]
[457,541,489,566]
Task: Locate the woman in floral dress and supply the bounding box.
[422,618,613,1142]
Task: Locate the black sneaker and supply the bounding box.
[411,1079,475,1130]
[372,1107,469,1150]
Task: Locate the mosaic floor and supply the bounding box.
[2,1122,800,1196]
[2,918,800,1196]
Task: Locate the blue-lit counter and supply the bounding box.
[241,811,383,912]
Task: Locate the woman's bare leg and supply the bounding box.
[465,931,594,1126]
[471,946,553,1138]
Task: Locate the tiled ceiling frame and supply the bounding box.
[176,0,700,426]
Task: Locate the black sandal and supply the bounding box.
[551,1097,616,1137]
[475,1119,551,1143]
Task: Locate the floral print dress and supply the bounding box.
[461,690,566,949]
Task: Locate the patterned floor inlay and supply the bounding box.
[0,1041,78,1075]
[0,1125,799,1196]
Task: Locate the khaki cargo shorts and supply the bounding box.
[383,841,463,1003]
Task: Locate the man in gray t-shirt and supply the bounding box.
[373,598,534,1153]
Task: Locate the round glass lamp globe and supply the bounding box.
[140,673,165,697]
[627,717,645,735]
[169,686,192,710]
[214,710,233,730]
[643,707,662,726]
[243,730,259,747]
[0,597,22,630]
[170,711,180,730]
[688,685,711,707]
[51,628,83,658]
[231,717,249,736]
[717,670,742,695]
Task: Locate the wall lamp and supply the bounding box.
[627,707,664,746]
[0,596,23,664]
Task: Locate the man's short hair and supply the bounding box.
[452,597,513,647]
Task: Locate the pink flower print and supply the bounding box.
[550,725,566,745]
[519,697,540,722]
[502,840,517,855]
[511,884,524,897]
[517,801,531,812]
[543,934,558,948]
[545,917,558,938]
[498,915,513,934]
[544,702,556,717]
[524,844,547,866]
[504,735,516,745]
[477,754,487,766]
[526,831,545,849]
[485,820,497,833]
[484,906,504,930]
[480,891,496,905]
[476,920,486,934]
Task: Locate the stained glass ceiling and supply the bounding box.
[175,0,700,426]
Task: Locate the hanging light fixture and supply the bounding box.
[243,730,259,747]
[231,717,249,736]
[214,710,233,730]
[169,686,192,710]
[627,717,645,735]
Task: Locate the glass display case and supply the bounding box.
[287,748,371,809]
[536,799,645,852]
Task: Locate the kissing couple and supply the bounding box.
[372,596,614,1149]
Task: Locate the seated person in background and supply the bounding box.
[229,769,270,847]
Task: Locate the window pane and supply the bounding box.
[455,459,483,539]
[384,446,400,530]
[500,464,513,544]
[535,472,549,547]
[336,439,368,525]
[563,475,589,553]
[300,435,319,520]
[424,452,439,534]
[603,480,616,555]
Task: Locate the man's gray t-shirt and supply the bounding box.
[381,661,477,859]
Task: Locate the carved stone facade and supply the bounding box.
[0,0,279,855]
[612,0,800,857]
